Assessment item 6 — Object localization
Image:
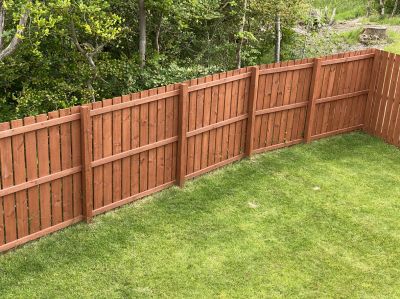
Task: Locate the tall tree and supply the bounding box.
[139,0,146,68]
[380,0,385,15]
[67,0,122,101]
[392,0,399,17]
[275,13,281,62]
[236,0,248,68]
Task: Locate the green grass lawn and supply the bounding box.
[1,132,400,298]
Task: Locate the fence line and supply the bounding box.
[1,48,398,253]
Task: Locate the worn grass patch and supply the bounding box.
[1,132,400,298]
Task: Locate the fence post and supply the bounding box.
[80,105,93,222]
[363,49,380,133]
[245,66,260,157]
[304,58,322,143]
[176,83,188,188]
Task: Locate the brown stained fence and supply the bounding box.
[0,48,399,253]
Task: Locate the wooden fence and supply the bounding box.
[364,50,400,146]
[0,48,398,253]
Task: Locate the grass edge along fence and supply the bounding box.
[0,48,399,253]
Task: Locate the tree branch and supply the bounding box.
[0,3,30,61]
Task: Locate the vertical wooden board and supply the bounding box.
[23,116,40,233]
[176,83,189,186]
[347,52,364,128]
[70,106,82,217]
[164,85,175,183]
[234,69,247,156]
[365,51,384,132]
[186,78,198,174]
[392,101,400,145]
[156,87,166,186]
[194,77,205,172]
[36,114,51,228]
[0,122,17,243]
[112,97,122,202]
[228,70,240,158]
[359,55,376,125]
[147,89,158,189]
[364,50,383,132]
[80,105,93,222]
[327,53,346,132]
[343,51,365,128]
[232,69,242,156]
[208,73,220,166]
[258,69,274,149]
[387,56,400,143]
[92,101,104,209]
[272,61,289,145]
[254,69,267,149]
[59,109,73,221]
[131,92,141,194]
[10,120,28,238]
[215,73,227,164]
[285,59,301,143]
[376,53,395,135]
[48,111,62,225]
[342,58,356,129]
[314,63,330,135]
[139,90,149,192]
[241,68,251,153]
[172,84,179,180]
[355,52,369,125]
[335,55,352,130]
[266,62,281,146]
[370,52,390,134]
[200,75,213,169]
[278,60,294,144]
[296,58,313,139]
[321,54,339,134]
[121,95,132,199]
[291,59,308,140]
[102,99,113,206]
[221,70,233,161]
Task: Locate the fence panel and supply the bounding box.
[366,50,400,146]
[3,49,398,253]
[0,110,83,251]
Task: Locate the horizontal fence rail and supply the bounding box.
[1,48,398,253]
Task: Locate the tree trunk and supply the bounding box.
[70,21,104,102]
[138,0,146,68]
[0,1,5,50]
[236,0,248,69]
[380,0,385,16]
[392,0,399,17]
[0,4,30,61]
[155,14,162,54]
[274,13,281,63]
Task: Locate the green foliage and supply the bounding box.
[0,133,400,297]
[0,0,309,122]
[339,28,363,45]
[384,30,400,54]
[312,0,367,20]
